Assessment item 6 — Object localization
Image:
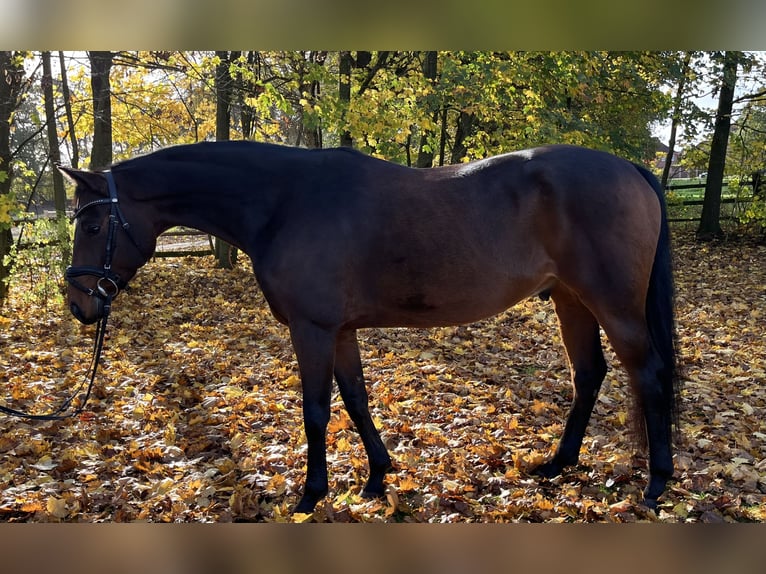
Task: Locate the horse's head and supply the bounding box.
[59,167,155,325]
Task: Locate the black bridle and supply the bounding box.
[65,171,134,301]
[0,171,139,421]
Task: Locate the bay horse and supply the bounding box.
[60,141,679,514]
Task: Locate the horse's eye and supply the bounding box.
[84,223,101,236]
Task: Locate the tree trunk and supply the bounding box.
[339,51,353,147]
[235,51,257,139]
[87,51,113,170]
[42,52,67,217]
[661,51,693,189]
[416,51,439,168]
[0,226,10,304]
[753,170,762,199]
[697,51,740,241]
[59,51,79,169]
[214,51,238,268]
[215,51,232,142]
[0,51,25,305]
[298,51,325,149]
[450,110,475,164]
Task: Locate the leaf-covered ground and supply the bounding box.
[1,232,764,522]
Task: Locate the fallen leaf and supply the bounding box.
[46,497,68,519]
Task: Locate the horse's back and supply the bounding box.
[253,144,663,330]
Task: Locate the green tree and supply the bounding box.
[661,51,696,188]
[697,51,742,241]
[295,51,327,149]
[415,51,438,168]
[725,78,766,229]
[338,51,353,148]
[0,51,28,305]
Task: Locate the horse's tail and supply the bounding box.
[633,163,681,442]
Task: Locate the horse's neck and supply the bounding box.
[146,159,283,254]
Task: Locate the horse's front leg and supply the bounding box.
[289,321,336,514]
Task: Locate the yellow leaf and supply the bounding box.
[327,414,351,433]
[531,399,547,415]
[21,501,44,513]
[672,502,689,519]
[267,474,287,496]
[397,476,419,492]
[535,495,554,510]
[46,497,68,519]
[283,374,301,388]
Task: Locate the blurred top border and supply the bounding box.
[2,0,765,50]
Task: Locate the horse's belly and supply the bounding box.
[364,279,549,328]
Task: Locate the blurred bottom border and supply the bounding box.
[1,523,764,574]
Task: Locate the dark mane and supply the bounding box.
[111,141,374,172]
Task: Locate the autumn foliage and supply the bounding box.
[0,232,764,522]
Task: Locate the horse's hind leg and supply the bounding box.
[598,315,674,508]
[334,328,393,499]
[535,287,607,478]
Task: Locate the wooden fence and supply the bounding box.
[664,180,754,224]
[152,228,215,258]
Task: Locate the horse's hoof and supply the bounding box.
[361,486,386,500]
[361,463,395,499]
[293,499,316,514]
[293,491,326,514]
[642,497,658,511]
[643,474,669,507]
[533,460,564,479]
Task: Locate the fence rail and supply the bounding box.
[153,228,215,258]
[664,179,754,224]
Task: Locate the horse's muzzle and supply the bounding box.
[70,298,104,325]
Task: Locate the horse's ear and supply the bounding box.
[57,165,107,194]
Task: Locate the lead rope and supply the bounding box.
[1,170,128,421]
[0,296,111,420]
